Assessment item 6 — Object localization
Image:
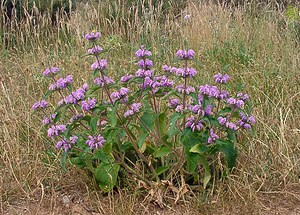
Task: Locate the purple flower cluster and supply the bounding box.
[162,65,177,74]
[185,115,204,132]
[120,74,134,82]
[217,117,238,130]
[238,113,256,129]
[88,45,103,55]
[56,136,78,152]
[111,87,129,103]
[236,92,250,101]
[91,59,108,70]
[124,102,142,117]
[208,129,219,144]
[176,85,195,94]
[47,124,66,137]
[42,113,57,125]
[32,100,48,110]
[199,84,229,99]
[226,97,244,109]
[175,67,197,78]
[135,69,154,78]
[64,87,87,104]
[138,59,153,68]
[70,114,84,123]
[176,49,195,60]
[86,134,106,149]
[49,75,73,90]
[214,73,230,84]
[94,76,115,87]
[135,45,152,59]
[85,31,101,41]
[82,98,97,111]
[168,98,180,108]
[43,67,59,77]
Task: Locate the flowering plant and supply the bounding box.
[33,31,255,192]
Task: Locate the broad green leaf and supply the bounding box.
[190,144,209,155]
[140,109,155,131]
[154,145,171,158]
[158,112,167,134]
[155,166,169,176]
[90,117,98,133]
[168,113,182,137]
[95,162,120,192]
[138,133,148,149]
[108,106,117,127]
[199,156,211,189]
[216,139,237,170]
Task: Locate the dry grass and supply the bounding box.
[1,0,300,214]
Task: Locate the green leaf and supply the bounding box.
[190,144,209,155]
[140,109,155,132]
[61,151,68,170]
[216,139,237,170]
[90,117,98,133]
[154,145,171,158]
[158,112,167,134]
[95,162,120,192]
[108,106,117,127]
[155,166,169,176]
[138,133,148,149]
[199,156,211,189]
[168,113,182,137]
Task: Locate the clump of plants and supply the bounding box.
[32,31,255,198]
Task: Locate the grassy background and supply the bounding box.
[1,0,300,214]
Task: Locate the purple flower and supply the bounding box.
[248,116,256,124]
[227,97,236,105]
[168,98,180,108]
[191,105,204,115]
[237,92,250,101]
[56,75,73,89]
[176,49,195,60]
[218,116,227,125]
[199,84,221,98]
[120,74,134,82]
[138,59,153,68]
[94,76,115,87]
[135,45,152,59]
[176,67,197,78]
[185,116,204,132]
[225,122,237,130]
[56,136,78,152]
[218,90,230,99]
[236,99,244,108]
[175,85,195,94]
[47,124,66,137]
[119,87,129,96]
[81,98,97,111]
[131,103,142,113]
[43,67,59,77]
[70,114,84,122]
[214,73,230,84]
[124,109,134,118]
[82,83,89,91]
[238,113,255,129]
[85,31,101,41]
[135,69,154,78]
[91,59,108,70]
[88,45,103,55]
[205,105,213,116]
[32,100,48,110]
[42,113,57,125]
[175,105,183,113]
[86,134,106,149]
[208,129,219,143]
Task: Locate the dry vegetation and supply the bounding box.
[1,0,300,214]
